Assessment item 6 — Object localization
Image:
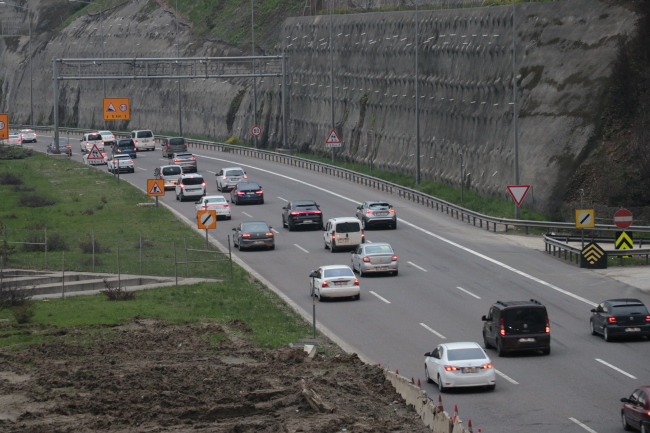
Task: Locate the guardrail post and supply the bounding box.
[553,245,556,256]
[473,217,476,226]
[525,226,529,235]
[505,224,508,232]
[493,223,496,233]
[577,253,580,264]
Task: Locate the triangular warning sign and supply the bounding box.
[507,185,530,206]
[87,144,104,160]
[326,129,341,144]
[106,103,116,112]
[149,182,163,195]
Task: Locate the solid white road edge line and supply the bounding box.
[494,368,519,385]
[595,358,637,379]
[419,323,446,339]
[194,154,598,307]
[456,286,481,299]
[408,261,428,272]
[569,417,598,433]
[242,212,253,218]
[369,291,391,304]
[294,244,309,253]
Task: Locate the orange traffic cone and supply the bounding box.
[453,404,458,423]
[417,378,421,387]
[411,377,415,384]
[467,419,473,433]
[396,369,398,375]
[437,394,443,412]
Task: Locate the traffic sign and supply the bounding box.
[325,129,341,147]
[575,209,595,229]
[87,144,104,160]
[0,113,7,140]
[507,185,530,206]
[147,179,165,196]
[103,97,130,121]
[614,209,633,229]
[197,210,217,229]
[615,231,633,258]
[580,242,607,269]
[251,126,262,136]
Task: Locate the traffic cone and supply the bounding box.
[467,419,473,433]
[453,404,458,423]
[417,378,421,387]
[477,429,481,433]
[396,369,398,375]
[378,363,380,367]
[411,377,415,384]
[437,395,443,412]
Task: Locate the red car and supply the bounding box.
[621,386,650,433]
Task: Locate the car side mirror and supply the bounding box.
[481,315,488,321]
[268,226,272,230]
[195,201,201,204]
[620,398,629,403]
[226,200,230,203]
[282,207,286,210]
[424,352,431,357]
[590,309,596,313]
[231,228,236,231]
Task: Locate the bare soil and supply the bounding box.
[0,319,428,432]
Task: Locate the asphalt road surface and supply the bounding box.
[23,135,650,433]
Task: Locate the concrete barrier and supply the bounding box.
[384,370,473,433]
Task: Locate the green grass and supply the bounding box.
[0,279,312,350]
[0,151,232,278]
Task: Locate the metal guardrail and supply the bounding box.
[12,123,650,234]
[544,235,650,265]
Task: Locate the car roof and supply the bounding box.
[180,174,203,178]
[494,300,545,308]
[365,200,390,204]
[293,200,317,205]
[320,265,353,270]
[202,195,227,200]
[364,242,392,248]
[160,165,182,169]
[441,342,482,350]
[608,299,644,306]
[328,217,360,223]
[223,167,244,171]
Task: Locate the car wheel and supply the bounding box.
[324,240,329,250]
[604,326,612,342]
[288,220,294,232]
[392,270,399,276]
[361,219,366,230]
[483,332,492,349]
[354,293,360,300]
[282,218,287,228]
[392,221,397,230]
[238,242,243,251]
[496,340,505,357]
[359,267,365,277]
[269,245,275,250]
[590,319,597,336]
[622,413,632,431]
[425,365,433,384]
[487,384,496,391]
[317,288,324,302]
[330,242,336,253]
[437,375,445,392]
[176,193,179,201]
[541,347,551,356]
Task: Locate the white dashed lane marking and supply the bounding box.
[294,244,309,253]
[569,417,598,433]
[408,261,427,272]
[419,323,446,339]
[242,212,253,218]
[369,291,391,304]
[494,369,519,385]
[595,359,637,379]
[456,286,481,299]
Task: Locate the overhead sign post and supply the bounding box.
[0,113,8,140]
[614,209,633,229]
[103,97,130,121]
[507,185,530,207]
[576,209,595,249]
[147,179,165,208]
[197,209,217,250]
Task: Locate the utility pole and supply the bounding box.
[512,0,520,219]
[252,0,257,149]
[329,0,335,164]
[414,0,421,185]
[176,0,182,136]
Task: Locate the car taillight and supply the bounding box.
[101,141,104,144]
[242,234,251,237]
[361,229,365,238]
[243,174,247,179]
[444,365,460,371]
[174,159,180,162]
[608,317,617,323]
[354,279,359,286]
[546,316,550,333]
[366,210,373,214]
[128,160,133,163]
[362,257,370,262]
[153,140,155,143]
[389,209,395,213]
[224,205,230,208]
[480,363,493,369]
[180,184,184,188]
[313,210,322,214]
[391,255,397,261]
[290,212,299,215]
[117,149,121,152]
[646,315,650,322]
[202,182,206,187]
[500,318,505,336]
[255,190,263,194]
[135,140,138,144]
[322,281,328,287]
[86,142,89,145]
[237,191,245,195]
[190,157,196,160]
[222,176,227,180]
[265,232,273,236]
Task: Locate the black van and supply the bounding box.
[482,299,550,356]
[162,137,187,158]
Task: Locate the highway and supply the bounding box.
[24,136,650,432]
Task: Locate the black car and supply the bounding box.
[282,200,323,231]
[232,221,274,251]
[113,139,137,158]
[47,140,71,155]
[590,299,650,342]
[482,299,550,357]
[231,182,264,205]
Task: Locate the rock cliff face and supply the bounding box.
[0,0,637,211]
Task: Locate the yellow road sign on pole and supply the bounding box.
[103,97,131,120]
[0,113,8,140]
[147,179,165,196]
[197,210,217,230]
[575,209,595,229]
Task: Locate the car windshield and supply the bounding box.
[54,141,69,145]
[503,308,547,333]
[98,131,112,135]
[204,197,226,204]
[295,203,318,209]
[324,268,355,278]
[170,138,185,146]
[162,167,182,175]
[9,135,19,139]
[447,348,486,361]
[87,134,102,140]
[335,222,360,233]
[137,131,153,138]
[21,130,32,133]
[612,305,649,315]
[181,177,204,185]
[369,203,391,210]
[175,154,192,159]
[239,183,260,191]
[242,223,269,233]
[114,155,130,159]
[226,170,244,176]
[118,139,134,147]
[365,245,393,254]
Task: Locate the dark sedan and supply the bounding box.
[621,386,650,432]
[282,200,323,231]
[113,139,137,158]
[232,221,274,251]
[590,299,650,341]
[47,140,72,155]
[231,182,264,205]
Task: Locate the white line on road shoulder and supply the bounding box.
[494,368,519,385]
[294,244,309,253]
[569,417,598,433]
[242,212,253,218]
[408,261,428,272]
[370,291,391,304]
[277,196,287,201]
[271,228,279,234]
[137,167,147,171]
[456,286,481,299]
[595,359,637,379]
[419,323,446,339]
[206,170,216,174]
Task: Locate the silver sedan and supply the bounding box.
[351,242,398,276]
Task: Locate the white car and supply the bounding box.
[97,130,116,147]
[3,134,22,147]
[323,217,364,252]
[130,130,155,151]
[19,129,37,143]
[309,265,360,301]
[107,154,134,173]
[83,150,108,166]
[216,167,247,192]
[81,132,104,154]
[195,195,231,220]
[175,174,206,202]
[424,342,496,392]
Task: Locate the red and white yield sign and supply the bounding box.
[507,185,530,206]
[614,208,633,229]
[251,126,261,136]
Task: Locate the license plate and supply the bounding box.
[254,241,264,244]
[461,367,478,373]
[518,338,535,343]
[303,220,313,223]
[376,212,388,216]
[375,266,388,271]
[246,192,254,195]
[333,281,346,286]
[338,238,349,243]
[231,178,238,181]
[625,328,641,332]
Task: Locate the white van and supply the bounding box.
[129,130,155,151]
[323,217,364,252]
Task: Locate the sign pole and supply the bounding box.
[156,196,158,208]
[312,275,316,338]
[580,191,584,249]
[206,228,209,250]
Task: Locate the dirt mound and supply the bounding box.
[0,320,428,432]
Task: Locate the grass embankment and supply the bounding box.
[0,150,230,278]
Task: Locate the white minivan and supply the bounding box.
[323,217,364,252]
[130,130,155,151]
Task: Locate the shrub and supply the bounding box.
[12,186,35,192]
[100,279,135,301]
[23,232,68,252]
[79,238,110,254]
[12,302,36,324]
[78,257,104,267]
[0,172,24,185]
[0,280,32,310]
[1,213,17,219]
[17,195,55,208]
[82,209,94,216]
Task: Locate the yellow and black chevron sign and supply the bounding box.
[580,242,607,269]
[615,231,633,258]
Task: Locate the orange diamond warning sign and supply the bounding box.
[103,98,130,121]
[147,179,165,196]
